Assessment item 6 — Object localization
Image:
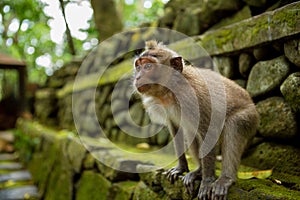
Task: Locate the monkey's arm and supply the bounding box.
[164,121,189,183]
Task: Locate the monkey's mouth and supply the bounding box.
[136,84,152,93]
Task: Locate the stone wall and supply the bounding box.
[34,2,300,146]
[28,2,300,199]
[16,119,300,200]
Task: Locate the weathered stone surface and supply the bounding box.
[246,56,290,97]
[132,181,162,200]
[161,174,194,200]
[0,171,32,183]
[34,88,58,126]
[66,138,87,173]
[280,72,300,113]
[242,142,300,176]
[0,162,23,170]
[44,137,73,200]
[0,186,40,200]
[213,56,235,78]
[256,97,298,139]
[232,178,300,200]
[0,153,18,161]
[47,60,80,88]
[284,38,300,67]
[80,115,99,136]
[82,153,95,169]
[95,150,142,181]
[108,181,137,200]
[173,8,200,36]
[239,52,254,78]
[75,171,111,200]
[198,2,300,55]
[129,102,145,125]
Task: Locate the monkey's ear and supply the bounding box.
[170,57,183,72]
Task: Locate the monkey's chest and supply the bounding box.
[143,96,180,125]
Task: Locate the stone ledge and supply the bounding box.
[16,119,300,200]
[197,2,300,55]
[56,2,300,98]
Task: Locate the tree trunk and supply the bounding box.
[91,0,123,42]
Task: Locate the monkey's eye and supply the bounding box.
[144,63,152,70]
[136,65,141,72]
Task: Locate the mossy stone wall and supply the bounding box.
[29,2,300,199]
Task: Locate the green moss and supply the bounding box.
[231,178,300,200]
[56,59,133,98]
[109,181,137,200]
[132,181,161,200]
[75,171,111,200]
[0,180,34,189]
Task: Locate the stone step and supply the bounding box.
[0,162,23,170]
[0,185,40,199]
[0,153,18,161]
[0,131,15,143]
[0,171,32,183]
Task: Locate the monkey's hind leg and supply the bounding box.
[211,108,258,200]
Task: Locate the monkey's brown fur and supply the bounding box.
[133,40,259,200]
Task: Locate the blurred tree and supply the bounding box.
[115,0,165,28]
[0,0,98,84]
[0,0,166,85]
[91,0,123,42]
[0,0,54,84]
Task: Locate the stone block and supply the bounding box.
[256,97,298,139]
[239,52,254,78]
[242,142,300,176]
[280,72,300,112]
[132,181,163,200]
[108,181,137,200]
[75,171,111,200]
[95,150,142,181]
[247,56,290,97]
[213,56,235,78]
[284,38,300,67]
[67,138,87,173]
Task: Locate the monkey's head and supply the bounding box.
[133,40,184,96]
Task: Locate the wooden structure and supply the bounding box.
[0,53,26,129]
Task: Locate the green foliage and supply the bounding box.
[115,0,166,27]
[13,129,40,163]
[0,0,165,85]
[0,0,98,85]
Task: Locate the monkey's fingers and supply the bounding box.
[211,183,228,200]
[163,167,183,183]
[198,178,214,200]
[182,176,194,195]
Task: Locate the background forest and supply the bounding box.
[0,0,167,86]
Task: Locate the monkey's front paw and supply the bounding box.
[198,177,215,200]
[163,166,189,184]
[182,168,202,196]
[211,176,234,200]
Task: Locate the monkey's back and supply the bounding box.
[182,66,255,118]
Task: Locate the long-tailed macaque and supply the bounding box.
[133,40,259,200]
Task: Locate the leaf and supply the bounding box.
[238,169,273,179]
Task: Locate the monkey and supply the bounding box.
[133,40,259,200]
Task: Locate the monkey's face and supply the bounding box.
[133,55,183,96]
[134,57,162,95]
